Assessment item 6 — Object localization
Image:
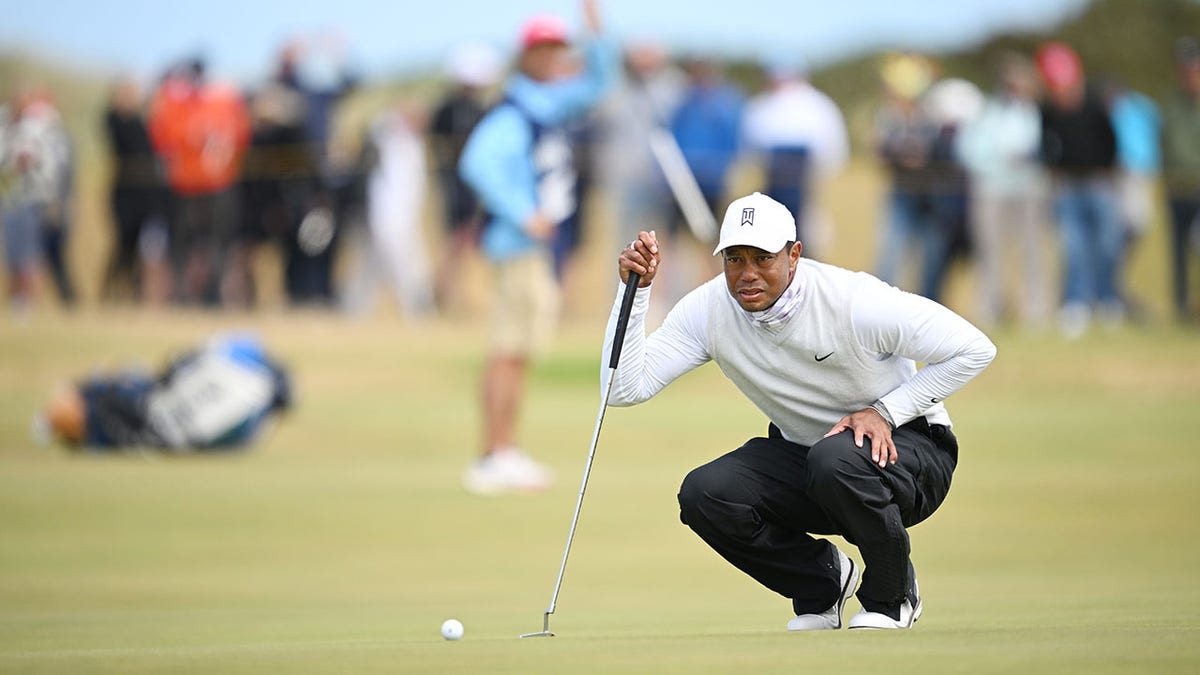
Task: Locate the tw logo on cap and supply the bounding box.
[741,208,754,226]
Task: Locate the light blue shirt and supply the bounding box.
[459,38,618,261]
[956,94,1043,195]
[1111,91,1161,174]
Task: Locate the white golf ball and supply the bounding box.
[441,619,464,641]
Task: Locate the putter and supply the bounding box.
[520,271,641,639]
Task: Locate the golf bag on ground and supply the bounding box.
[75,334,291,452]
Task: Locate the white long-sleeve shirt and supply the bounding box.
[741,80,849,176]
[602,259,996,447]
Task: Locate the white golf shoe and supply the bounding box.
[787,547,860,631]
[848,578,922,629]
[463,447,553,495]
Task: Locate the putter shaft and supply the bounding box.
[519,274,640,639]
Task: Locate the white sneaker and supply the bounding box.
[1060,303,1090,341]
[463,447,553,495]
[787,547,860,631]
[848,578,922,630]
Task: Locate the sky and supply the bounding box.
[0,0,1093,84]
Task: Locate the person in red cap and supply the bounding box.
[1035,42,1120,339]
[1036,42,1082,95]
[458,0,618,495]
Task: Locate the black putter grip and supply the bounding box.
[609,272,642,369]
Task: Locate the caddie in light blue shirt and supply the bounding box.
[458,11,618,262]
[455,0,620,498]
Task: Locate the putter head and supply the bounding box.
[519,611,555,638]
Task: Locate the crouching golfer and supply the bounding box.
[604,192,995,630]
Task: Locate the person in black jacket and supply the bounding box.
[102,77,171,304]
[428,42,500,311]
[1036,42,1120,338]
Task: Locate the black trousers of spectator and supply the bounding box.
[105,187,161,300]
[1168,195,1200,320]
[677,417,957,616]
[171,188,239,306]
[41,224,75,306]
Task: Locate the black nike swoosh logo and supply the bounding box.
[815,352,834,362]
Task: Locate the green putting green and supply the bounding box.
[1,312,1198,673]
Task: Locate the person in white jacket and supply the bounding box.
[604,192,995,631]
[741,59,848,257]
[342,105,433,317]
[957,53,1049,328]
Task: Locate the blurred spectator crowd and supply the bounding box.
[1,33,1199,335]
[866,38,1200,335]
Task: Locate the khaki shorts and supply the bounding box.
[490,252,560,357]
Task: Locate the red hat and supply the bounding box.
[1036,42,1082,91]
[520,14,569,50]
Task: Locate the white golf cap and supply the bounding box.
[712,192,797,255]
[446,41,502,88]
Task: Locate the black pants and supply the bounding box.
[1168,196,1200,319]
[41,225,75,306]
[677,418,957,615]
